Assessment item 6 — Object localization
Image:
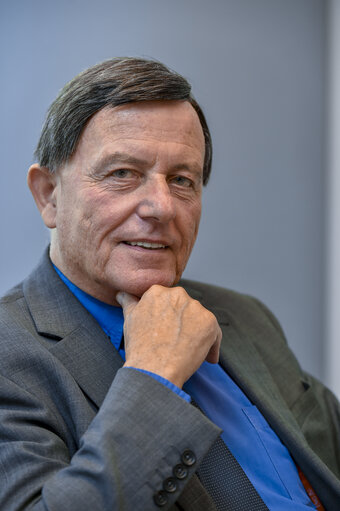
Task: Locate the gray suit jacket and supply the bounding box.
[0,249,339,510]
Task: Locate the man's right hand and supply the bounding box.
[116,285,222,388]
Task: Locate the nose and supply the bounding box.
[136,177,176,223]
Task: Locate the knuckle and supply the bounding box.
[149,284,162,292]
[204,308,217,323]
[146,284,164,297]
[170,286,189,305]
[171,286,188,297]
[207,312,219,332]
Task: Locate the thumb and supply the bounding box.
[116,291,139,316]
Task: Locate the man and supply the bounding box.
[0,58,339,510]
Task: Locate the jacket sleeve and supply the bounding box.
[0,367,221,511]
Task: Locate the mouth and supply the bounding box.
[123,241,168,250]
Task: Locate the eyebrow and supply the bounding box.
[172,163,202,176]
[90,151,203,179]
[91,152,150,173]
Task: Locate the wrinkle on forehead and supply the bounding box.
[72,100,206,172]
[82,100,205,148]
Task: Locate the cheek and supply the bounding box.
[62,190,108,232]
[187,202,201,239]
[178,204,201,258]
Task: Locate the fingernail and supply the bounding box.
[116,292,123,305]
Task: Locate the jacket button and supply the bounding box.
[163,477,177,493]
[153,490,168,507]
[181,449,196,466]
[173,463,188,480]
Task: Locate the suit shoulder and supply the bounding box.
[0,281,24,304]
[0,281,40,364]
[180,278,286,340]
[181,278,265,312]
[0,281,28,329]
[180,278,246,300]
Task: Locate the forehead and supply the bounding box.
[74,100,205,163]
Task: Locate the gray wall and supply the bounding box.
[0,0,326,381]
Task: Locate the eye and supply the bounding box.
[170,175,193,188]
[110,169,133,178]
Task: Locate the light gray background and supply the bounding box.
[0,0,326,381]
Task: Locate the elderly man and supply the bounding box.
[0,58,339,511]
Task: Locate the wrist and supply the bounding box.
[122,361,184,388]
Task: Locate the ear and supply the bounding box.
[27,164,58,228]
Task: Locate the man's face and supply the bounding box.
[49,100,205,304]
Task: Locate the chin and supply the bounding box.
[119,272,179,298]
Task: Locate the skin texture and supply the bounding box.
[117,286,221,388]
[28,100,221,386]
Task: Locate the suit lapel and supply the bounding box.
[217,319,304,437]
[49,326,123,408]
[183,282,310,444]
[193,295,340,510]
[183,283,289,420]
[23,248,123,408]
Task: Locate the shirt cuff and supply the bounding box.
[124,367,191,403]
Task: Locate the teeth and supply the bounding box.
[126,241,166,249]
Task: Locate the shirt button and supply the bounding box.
[173,463,188,480]
[153,490,168,507]
[163,477,177,493]
[181,449,196,466]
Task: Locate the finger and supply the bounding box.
[116,292,139,315]
[205,327,222,364]
[205,342,220,364]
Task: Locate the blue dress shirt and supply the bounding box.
[53,265,316,510]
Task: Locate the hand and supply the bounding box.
[116,285,222,388]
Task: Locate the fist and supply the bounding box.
[116,285,222,388]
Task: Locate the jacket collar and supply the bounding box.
[23,247,124,408]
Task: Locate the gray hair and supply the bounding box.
[35,57,212,184]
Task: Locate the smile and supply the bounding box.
[124,241,168,249]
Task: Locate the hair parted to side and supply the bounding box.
[35,57,212,185]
